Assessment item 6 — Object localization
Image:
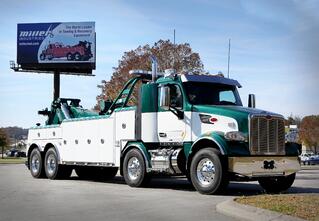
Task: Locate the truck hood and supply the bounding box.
[192,105,283,133]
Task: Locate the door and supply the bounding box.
[157,84,186,143]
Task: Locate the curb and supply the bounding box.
[216,199,305,221]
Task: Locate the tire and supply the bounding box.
[40,53,46,60]
[74,52,81,61]
[30,148,46,178]
[123,149,150,187]
[258,173,296,193]
[190,148,228,194]
[66,53,73,61]
[44,148,72,179]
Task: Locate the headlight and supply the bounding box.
[224,131,247,142]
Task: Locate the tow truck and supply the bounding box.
[26,57,300,194]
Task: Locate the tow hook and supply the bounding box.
[263,160,275,169]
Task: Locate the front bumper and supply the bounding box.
[228,156,300,177]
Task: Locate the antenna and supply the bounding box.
[227,38,231,78]
[173,29,176,69]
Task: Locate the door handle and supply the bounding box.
[159,133,167,137]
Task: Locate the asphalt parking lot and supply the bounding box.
[0,164,318,221]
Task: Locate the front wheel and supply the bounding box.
[258,173,296,193]
[44,148,72,179]
[123,149,150,187]
[66,53,73,61]
[190,148,228,194]
[40,53,46,60]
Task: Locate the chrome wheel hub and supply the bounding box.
[31,154,40,174]
[46,154,56,176]
[196,158,215,186]
[127,157,141,181]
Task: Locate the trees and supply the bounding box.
[0,129,9,159]
[299,115,319,154]
[96,40,204,109]
[285,114,301,128]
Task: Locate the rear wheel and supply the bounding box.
[44,148,72,179]
[258,173,296,193]
[123,149,150,187]
[190,148,228,194]
[74,52,81,61]
[30,148,46,178]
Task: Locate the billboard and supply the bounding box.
[17,22,95,73]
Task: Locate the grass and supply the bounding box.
[0,157,26,164]
[235,194,319,221]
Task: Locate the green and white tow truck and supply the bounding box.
[26,57,300,194]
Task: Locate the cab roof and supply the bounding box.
[180,74,242,88]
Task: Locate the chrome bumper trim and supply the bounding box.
[228,156,300,177]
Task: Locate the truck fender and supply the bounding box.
[120,142,151,175]
[27,143,41,168]
[27,143,42,157]
[43,143,62,164]
[186,132,229,173]
[190,132,229,155]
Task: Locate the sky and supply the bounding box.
[0,0,318,128]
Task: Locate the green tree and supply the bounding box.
[96,39,204,109]
[0,128,9,159]
[299,115,319,153]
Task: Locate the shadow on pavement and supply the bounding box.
[69,175,319,196]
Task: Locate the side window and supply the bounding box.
[219,90,236,103]
[170,84,183,109]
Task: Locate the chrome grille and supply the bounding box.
[250,116,285,155]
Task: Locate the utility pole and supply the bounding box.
[227,38,231,78]
[173,29,176,69]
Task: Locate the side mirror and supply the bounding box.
[159,86,170,110]
[248,94,256,108]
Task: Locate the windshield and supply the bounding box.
[183,82,242,106]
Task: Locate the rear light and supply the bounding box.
[199,114,218,124]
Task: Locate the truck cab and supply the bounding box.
[26,58,300,194]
